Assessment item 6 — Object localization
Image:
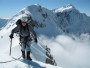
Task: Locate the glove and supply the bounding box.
[9,34,14,39]
[34,38,37,43]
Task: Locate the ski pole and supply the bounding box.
[9,39,12,56]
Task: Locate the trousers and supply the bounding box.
[20,36,31,52]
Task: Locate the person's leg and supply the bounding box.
[20,38,26,58]
[21,50,25,58]
[27,51,32,60]
[26,40,32,60]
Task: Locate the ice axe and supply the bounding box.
[9,39,12,56]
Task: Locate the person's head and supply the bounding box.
[20,17,28,27]
[21,20,27,26]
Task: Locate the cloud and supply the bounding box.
[40,34,90,68]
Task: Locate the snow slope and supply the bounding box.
[0,23,61,68]
[0,54,61,68]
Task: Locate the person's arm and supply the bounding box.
[28,25,37,43]
[11,25,20,35]
[28,25,36,38]
[9,25,20,39]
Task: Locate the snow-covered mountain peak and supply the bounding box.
[21,4,43,13]
[12,4,47,19]
[27,4,42,8]
[54,4,78,13]
[52,4,90,35]
[66,4,75,8]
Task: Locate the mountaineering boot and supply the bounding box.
[27,51,32,60]
[22,51,25,59]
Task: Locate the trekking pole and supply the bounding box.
[9,39,12,56]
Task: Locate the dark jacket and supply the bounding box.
[11,24,36,38]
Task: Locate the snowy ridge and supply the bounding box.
[54,4,77,13]
[53,4,90,34]
[0,29,60,68]
[0,54,61,68]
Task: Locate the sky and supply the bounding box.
[0,0,90,18]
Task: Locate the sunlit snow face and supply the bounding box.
[21,21,26,26]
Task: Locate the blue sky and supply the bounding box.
[0,0,90,18]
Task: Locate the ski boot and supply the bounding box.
[22,51,25,59]
[27,51,32,61]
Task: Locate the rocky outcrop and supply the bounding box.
[46,46,57,66]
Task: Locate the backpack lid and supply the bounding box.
[16,19,21,25]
